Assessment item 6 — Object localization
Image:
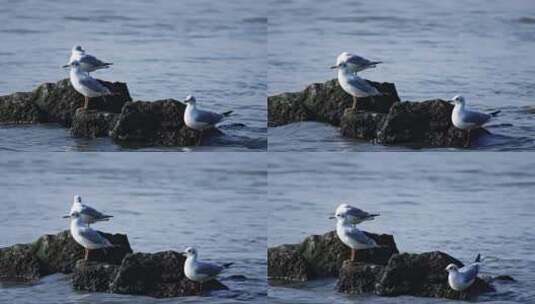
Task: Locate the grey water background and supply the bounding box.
[268,153,535,303]
[268,0,535,151]
[0,0,266,152]
[0,153,267,303]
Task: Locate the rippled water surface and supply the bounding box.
[268,0,535,151]
[0,0,266,151]
[268,153,535,303]
[0,153,267,303]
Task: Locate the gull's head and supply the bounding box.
[450,95,465,106]
[184,95,196,105]
[445,264,459,273]
[330,203,351,221]
[72,45,85,53]
[330,52,351,69]
[184,247,198,258]
[74,195,82,204]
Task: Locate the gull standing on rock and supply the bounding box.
[450,95,500,146]
[63,45,113,73]
[445,254,481,291]
[183,247,233,292]
[183,95,233,131]
[68,61,116,109]
[330,52,382,110]
[62,195,113,227]
[331,204,379,261]
[68,211,114,260]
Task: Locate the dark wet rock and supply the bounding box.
[0,92,47,124]
[337,251,495,300]
[268,230,398,281]
[110,99,203,146]
[269,79,491,147]
[374,99,487,147]
[0,244,43,282]
[108,251,227,297]
[0,230,132,282]
[268,78,399,127]
[340,109,386,140]
[336,261,384,294]
[72,260,119,292]
[31,78,131,127]
[71,109,119,138]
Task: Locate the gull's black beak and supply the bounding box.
[329,65,338,69]
[447,100,454,104]
[62,215,70,218]
[329,215,335,219]
[62,64,70,68]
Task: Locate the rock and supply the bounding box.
[269,80,491,147]
[72,260,119,292]
[336,261,384,294]
[268,230,398,281]
[0,244,44,282]
[267,244,311,281]
[109,251,227,297]
[71,109,119,138]
[375,99,486,147]
[336,251,494,300]
[340,109,386,140]
[110,99,203,146]
[268,78,400,127]
[0,92,47,124]
[0,230,132,282]
[31,78,131,127]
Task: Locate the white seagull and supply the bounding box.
[330,203,380,225]
[445,254,481,291]
[183,247,232,292]
[332,204,378,261]
[330,52,382,110]
[68,61,116,109]
[183,95,233,131]
[62,195,113,226]
[69,211,114,260]
[63,45,113,73]
[450,95,500,146]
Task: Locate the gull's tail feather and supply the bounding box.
[369,213,380,217]
[222,110,233,117]
[475,254,481,263]
[490,110,501,117]
[369,61,382,66]
[222,262,234,268]
[97,215,113,221]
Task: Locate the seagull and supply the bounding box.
[68,211,114,260]
[450,95,500,147]
[330,52,382,110]
[445,254,481,291]
[183,95,233,131]
[63,45,113,73]
[331,204,378,261]
[329,203,380,225]
[62,195,113,227]
[68,60,116,109]
[183,247,233,292]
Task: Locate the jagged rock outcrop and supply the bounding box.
[269,230,510,300]
[70,109,119,138]
[268,79,399,127]
[269,79,489,147]
[31,79,130,127]
[0,230,131,281]
[110,99,202,146]
[1,231,228,297]
[337,251,494,300]
[268,230,398,281]
[0,80,209,146]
